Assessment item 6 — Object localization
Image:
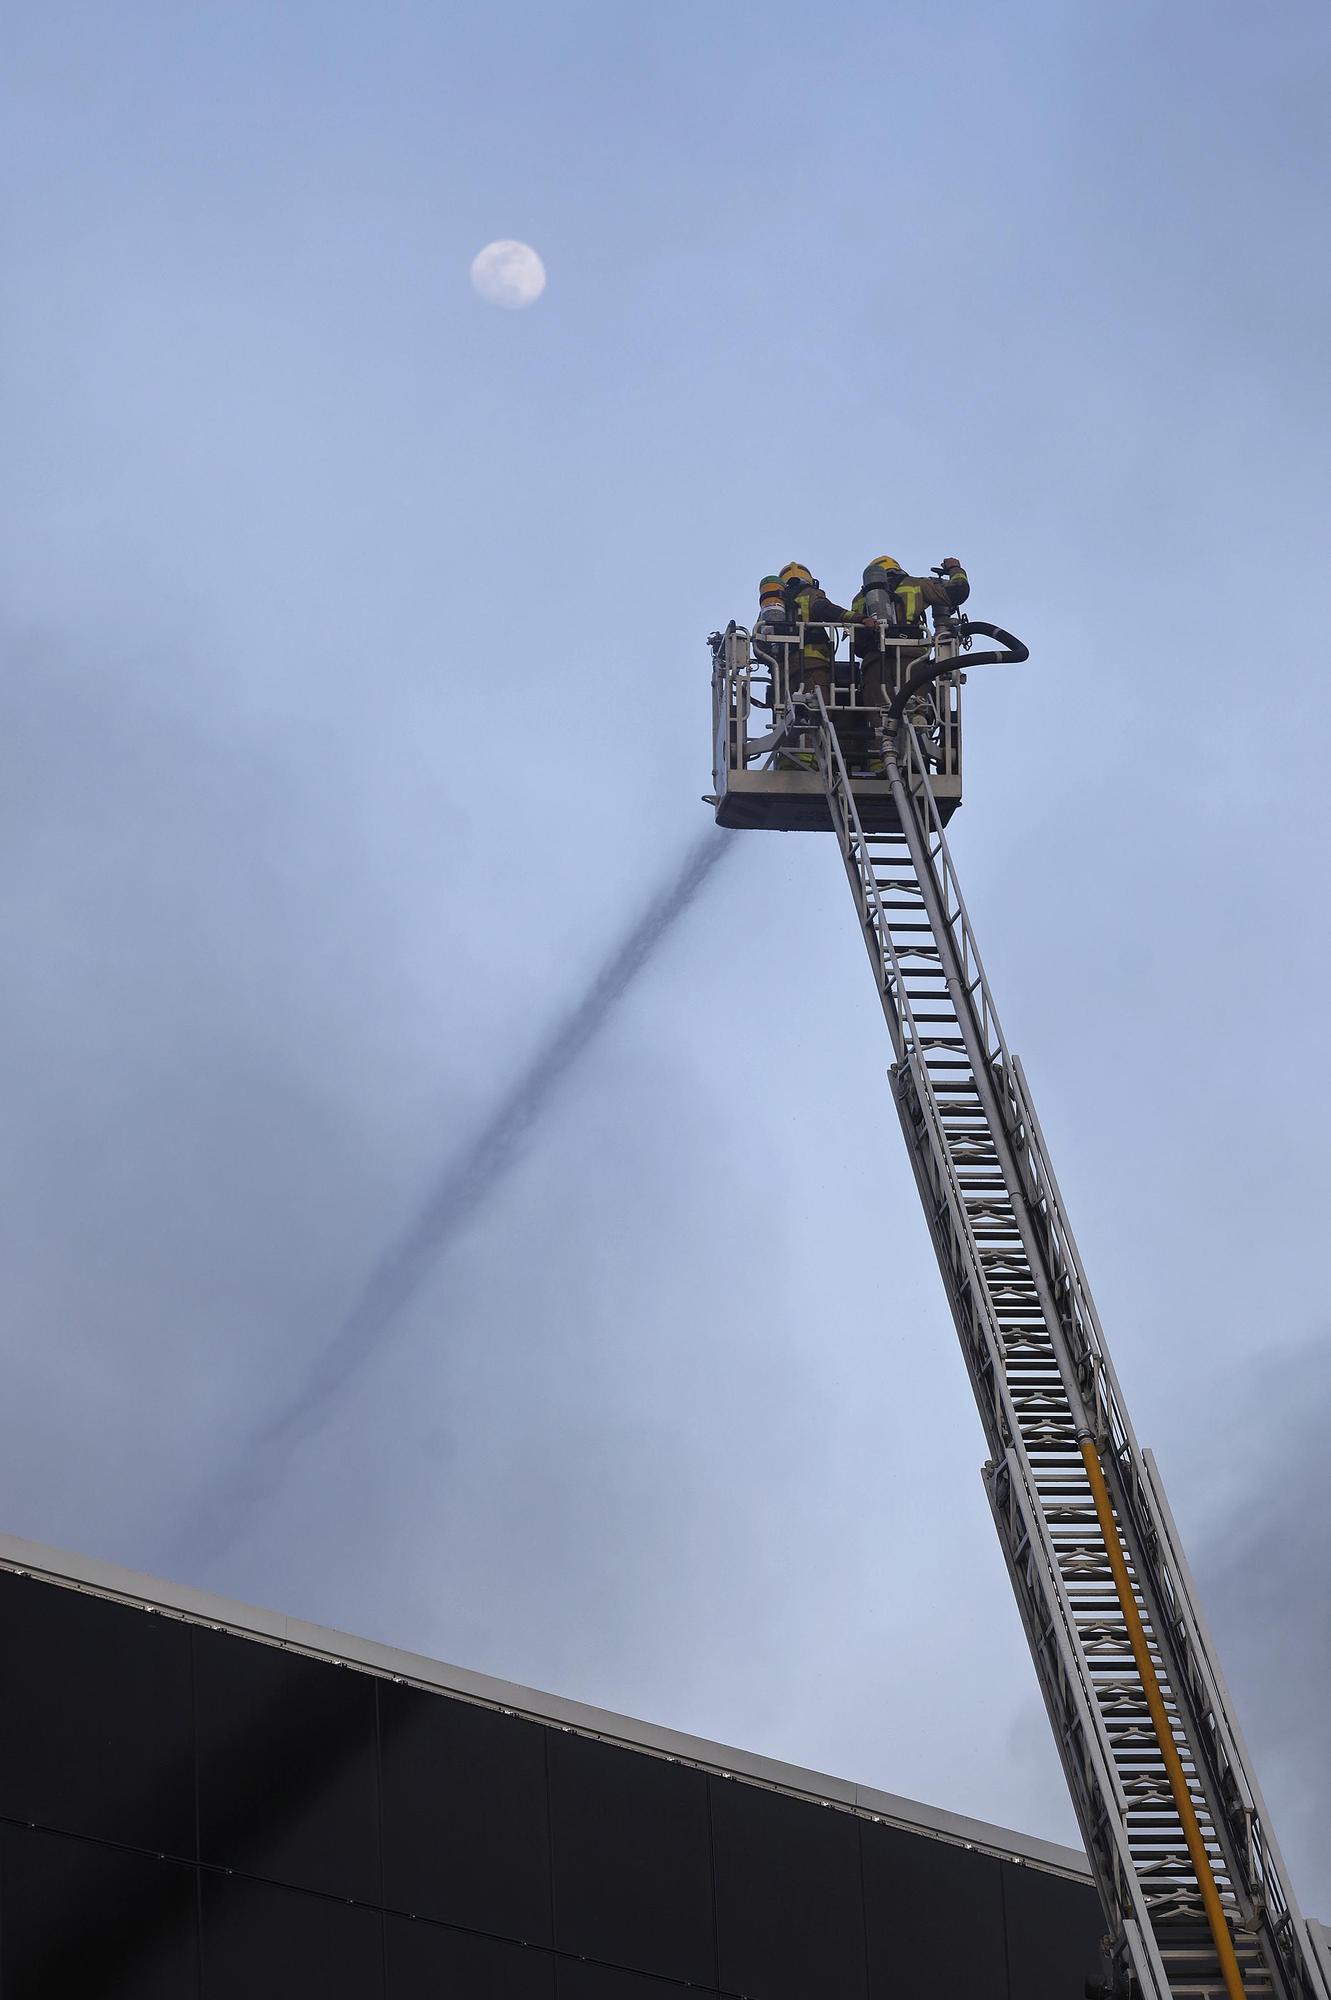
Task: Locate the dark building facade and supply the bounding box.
[0,1534,1106,1998]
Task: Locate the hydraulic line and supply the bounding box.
[1077,1432,1246,2000]
[886,620,1029,721]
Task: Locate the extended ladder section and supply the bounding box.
[812,691,1329,2000]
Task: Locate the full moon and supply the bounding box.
[470,240,546,309]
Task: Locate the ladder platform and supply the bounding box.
[710,623,963,834]
[715,767,960,833]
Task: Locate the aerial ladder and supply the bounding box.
[708,612,1330,2000]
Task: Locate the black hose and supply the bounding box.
[886,619,1029,722]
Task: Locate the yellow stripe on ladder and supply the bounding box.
[1077,1433,1247,2000]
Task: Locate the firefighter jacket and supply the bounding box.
[787,583,851,665]
[889,573,961,634]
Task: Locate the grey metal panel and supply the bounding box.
[0,1526,1090,1881]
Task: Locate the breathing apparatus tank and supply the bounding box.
[861,559,903,629]
[755,575,786,637]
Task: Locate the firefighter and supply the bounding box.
[853,556,970,681]
[848,557,907,769]
[779,563,851,697]
[777,563,852,767]
[851,557,970,769]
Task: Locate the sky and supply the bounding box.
[2,0,1331,1913]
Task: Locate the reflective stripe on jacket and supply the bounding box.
[893,574,957,632]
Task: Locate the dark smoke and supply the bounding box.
[1194,1334,1331,1911]
[172,827,738,1570]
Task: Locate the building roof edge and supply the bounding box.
[0,1526,1092,1882]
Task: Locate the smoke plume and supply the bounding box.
[172,827,738,1570]
[1194,1335,1331,1911]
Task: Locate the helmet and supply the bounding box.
[870,556,901,573]
[779,562,813,585]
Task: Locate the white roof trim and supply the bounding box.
[0,1527,1092,1883]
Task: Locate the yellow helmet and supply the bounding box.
[779,562,813,585]
[870,555,901,572]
